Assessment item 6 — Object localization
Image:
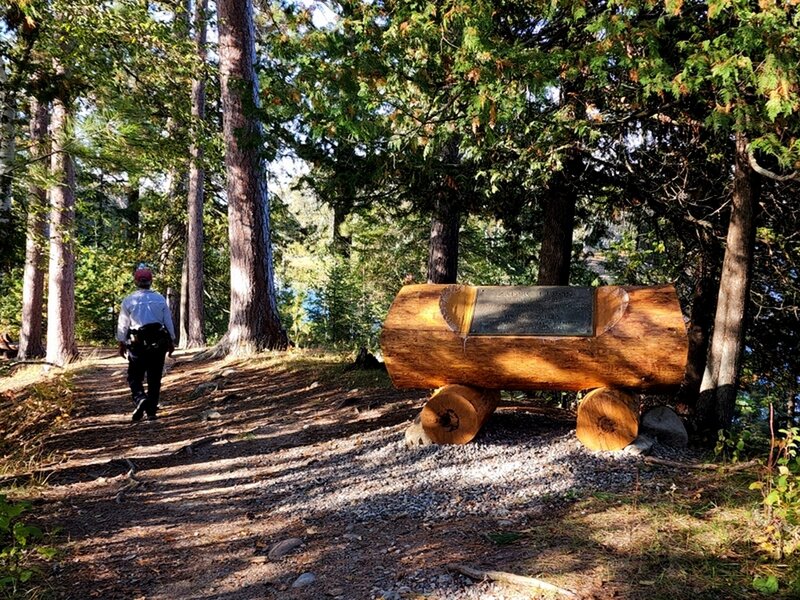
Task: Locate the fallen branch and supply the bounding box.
[8,359,63,371]
[170,426,258,458]
[447,563,577,598]
[115,458,143,503]
[170,434,224,457]
[643,456,760,472]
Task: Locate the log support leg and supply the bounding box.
[576,387,639,451]
[419,384,500,445]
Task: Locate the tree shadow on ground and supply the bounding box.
[3,350,785,600]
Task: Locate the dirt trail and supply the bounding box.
[29,350,424,599]
[12,351,709,600]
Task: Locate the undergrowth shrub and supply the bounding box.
[750,423,800,561]
[0,495,56,598]
[714,428,753,464]
[718,397,800,593]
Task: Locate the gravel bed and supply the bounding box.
[258,411,700,599]
[266,412,696,525]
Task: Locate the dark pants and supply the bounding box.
[127,344,167,415]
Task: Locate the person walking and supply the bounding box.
[116,265,176,421]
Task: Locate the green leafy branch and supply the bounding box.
[749,405,800,561]
[0,495,57,597]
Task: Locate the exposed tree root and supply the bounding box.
[170,435,226,457]
[643,456,760,472]
[115,458,144,504]
[447,563,578,598]
[193,345,228,362]
[7,359,63,372]
[193,331,289,362]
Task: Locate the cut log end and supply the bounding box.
[420,384,500,444]
[576,387,639,451]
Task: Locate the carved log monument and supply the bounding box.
[380,284,688,449]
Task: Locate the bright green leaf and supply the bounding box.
[753,575,779,594]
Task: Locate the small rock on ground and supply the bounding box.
[268,537,303,561]
[641,405,688,447]
[291,572,316,588]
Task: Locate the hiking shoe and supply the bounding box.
[132,397,147,422]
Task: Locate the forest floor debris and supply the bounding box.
[0,348,794,599]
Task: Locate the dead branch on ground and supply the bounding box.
[447,563,577,598]
[115,458,143,503]
[643,456,760,472]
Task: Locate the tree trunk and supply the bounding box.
[46,92,79,366]
[426,194,460,284]
[0,60,14,217]
[167,282,180,344]
[537,155,579,286]
[18,99,48,360]
[427,138,462,284]
[179,250,190,347]
[0,60,16,266]
[159,217,182,344]
[160,141,186,347]
[184,0,208,348]
[123,183,141,242]
[678,247,719,414]
[698,133,760,435]
[788,366,798,429]
[216,0,288,354]
[332,203,351,259]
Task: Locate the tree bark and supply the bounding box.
[678,247,719,413]
[332,203,351,259]
[0,59,14,217]
[123,183,141,242]
[537,155,579,286]
[159,215,182,344]
[698,132,760,434]
[46,92,79,366]
[447,564,577,598]
[18,99,49,360]
[184,0,208,348]
[179,250,190,347]
[160,133,186,347]
[426,138,462,284]
[166,281,180,344]
[788,366,798,429]
[426,194,460,284]
[0,59,16,266]
[216,0,288,354]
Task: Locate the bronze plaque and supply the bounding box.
[469,286,594,337]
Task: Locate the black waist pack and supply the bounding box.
[129,323,169,351]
